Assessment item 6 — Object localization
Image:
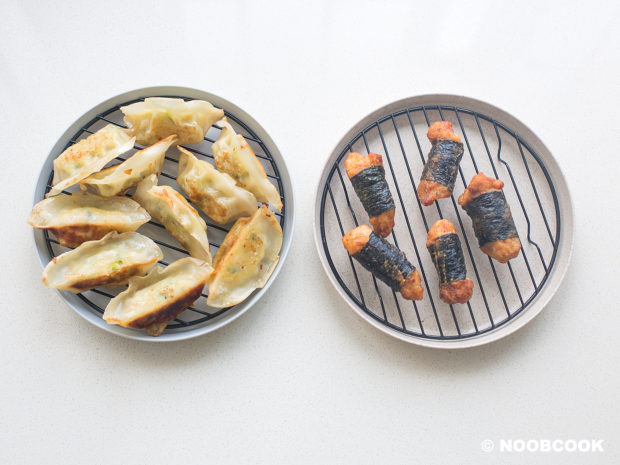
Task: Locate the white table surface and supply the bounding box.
[1,1,619,463]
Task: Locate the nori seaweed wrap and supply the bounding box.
[353,232,415,292]
[461,190,518,247]
[425,219,474,304]
[345,152,395,237]
[343,225,423,300]
[427,233,467,285]
[349,165,395,218]
[420,139,464,192]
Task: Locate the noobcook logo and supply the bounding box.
[481,439,604,453]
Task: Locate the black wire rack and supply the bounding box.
[319,104,560,340]
[41,96,286,333]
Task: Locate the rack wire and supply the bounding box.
[41,96,286,333]
[319,105,560,340]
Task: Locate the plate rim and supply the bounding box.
[32,85,296,342]
[313,93,574,349]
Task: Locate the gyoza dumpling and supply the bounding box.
[207,206,282,308]
[133,174,212,263]
[211,119,282,211]
[80,135,176,197]
[28,191,150,247]
[176,147,258,224]
[121,97,224,146]
[103,257,213,337]
[42,231,163,293]
[49,124,135,197]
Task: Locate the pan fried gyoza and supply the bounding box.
[120,97,224,146]
[80,135,176,197]
[212,119,282,211]
[133,174,212,263]
[103,257,213,337]
[176,146,258,224]
[28,191,150,247]
[42,232,163,293]
[207,206,282,308]
[48,124,135,197]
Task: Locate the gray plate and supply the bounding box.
[313,94,573,349]
[33,86,295,342]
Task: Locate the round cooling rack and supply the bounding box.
[314,94,573,349]
[32,86,295,342]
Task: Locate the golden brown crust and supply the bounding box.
[480,237,522,263]
[342,224,372,255]
[212,217,251,269]
[369,209,395,237]
[183,183,229,223]
[49,225,116,248]
[344,152,383,178]
[427,121,462,143]
[59,128,124,163]
[211,206,278,274]
[439,279,474,304]
[417,180,452,206]
[152,186,201,217]
[66,262,156,292]
[400,270,424,301]
[426,219,457,247]
[127,282,204,330]
[458,172,504,206]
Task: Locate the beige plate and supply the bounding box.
[313,94,573,349]
[33,86,295,342]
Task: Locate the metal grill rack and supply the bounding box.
[316,96,568,346]
[38,93,287,335]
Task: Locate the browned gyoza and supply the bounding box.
[103,257,213,337]
[458,173,521,263]
[28,191,151,248]
[342,225,423,300]
[426,220,474,304]
[344,152,395,237]
[42,232,163,293]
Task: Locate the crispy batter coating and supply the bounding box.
[457,172,504,206]
[417,180,452,206]
[440,279,474,304]
[426,219,457,247]
[344,152,383,178]
[480,237,522,264]
[401,270,424,301]
[427,121,462,143]
[369,209,395,238]
[342,224,372,255]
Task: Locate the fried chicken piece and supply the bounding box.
[458,173,521,263]
[418,121,464,206]
[345,152,395,237]
[426,219,473,304]
[343,224,423,301]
